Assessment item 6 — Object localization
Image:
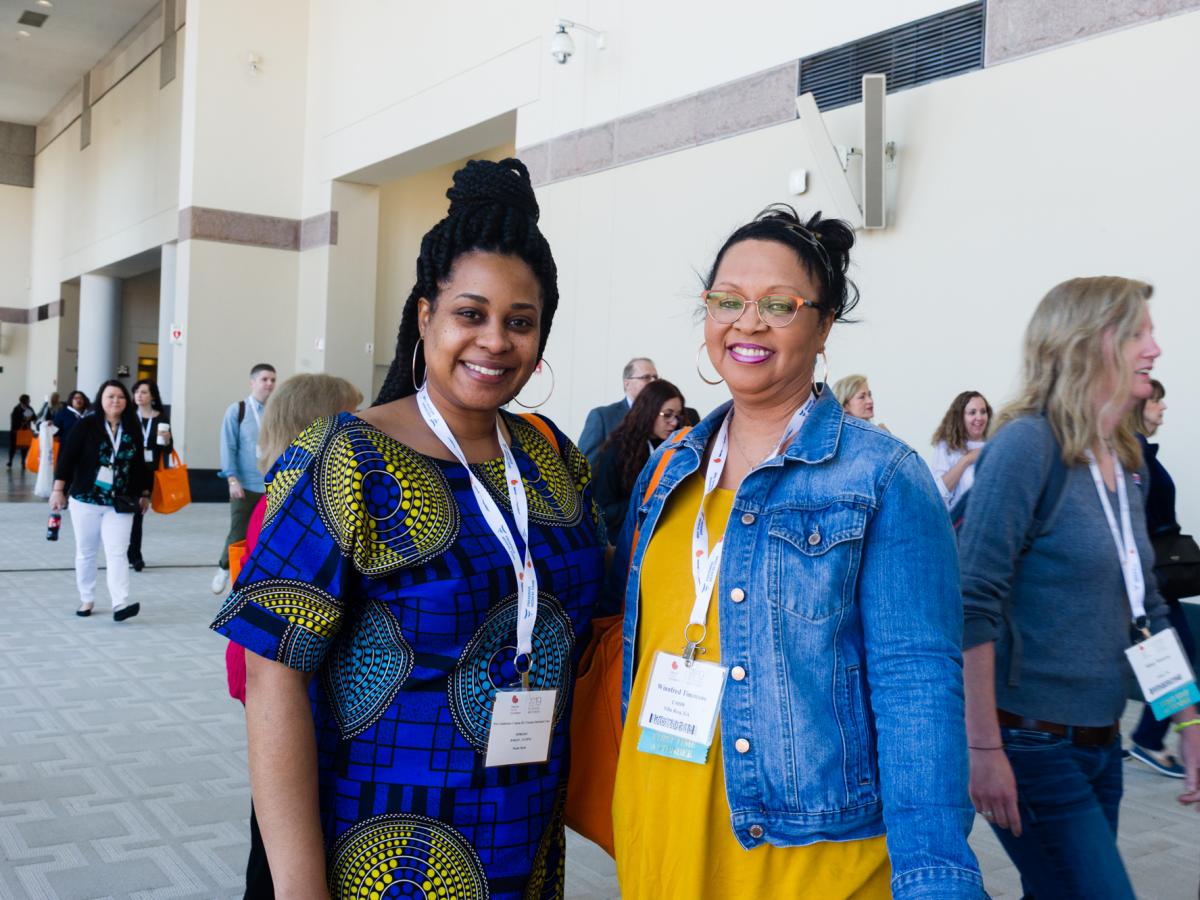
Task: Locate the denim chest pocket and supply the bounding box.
[767,501,868,622]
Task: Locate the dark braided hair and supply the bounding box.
[374,157,559,405]
[704,205,859,322]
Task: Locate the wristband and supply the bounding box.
[1173,718,1200,734]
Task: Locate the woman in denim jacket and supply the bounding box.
[608,206,982,899]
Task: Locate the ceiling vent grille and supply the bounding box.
[799,3,984,111]
[18,10,49,27]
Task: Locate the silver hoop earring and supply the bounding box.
[695,342,724,386]
[513,358,555,409]
[411,338,427,392]
[815,351,829,393]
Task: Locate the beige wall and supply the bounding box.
[118,270,161,382]
[533,11,1200,524]
[0,183,32,406]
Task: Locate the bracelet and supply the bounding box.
[1173,718,1200,734]
[968,745,1005,751]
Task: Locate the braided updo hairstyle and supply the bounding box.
[373,157,559,406]
[704,204,859,322]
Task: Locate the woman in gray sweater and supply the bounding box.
[959,276,1200,899]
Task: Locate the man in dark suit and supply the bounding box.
[578,357,658,466]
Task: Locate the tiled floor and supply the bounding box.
[0,491,1196,898]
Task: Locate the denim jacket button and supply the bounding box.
[735,738,750,753]
[740,512,755,525]
[730,587,746,603]
[748,824,764,839]
[731,666,746,681]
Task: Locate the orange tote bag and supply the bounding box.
[151,449,191,514]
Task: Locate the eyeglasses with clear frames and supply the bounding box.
[658,409,684,423]
[702,290,817,328]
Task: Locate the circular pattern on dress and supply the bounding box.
[314,423,459,576]
[449,592,574,752]
[474,417,581,527]
[329,813,488,900]
[322,600,414,738]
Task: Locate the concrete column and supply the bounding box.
[77,273,122,395]
[157,242,177,406]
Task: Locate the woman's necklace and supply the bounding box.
[730,422,771,469]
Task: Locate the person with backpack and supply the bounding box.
[211,363,275,594]
[960,277,1200,899]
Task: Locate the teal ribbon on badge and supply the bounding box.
[1150,682,1200,720]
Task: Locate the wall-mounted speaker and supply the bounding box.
[861,74,887,229]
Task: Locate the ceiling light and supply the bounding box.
[16,29,30,38]
[37,0,53,7]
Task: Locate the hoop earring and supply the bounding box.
[695,342,724,386]
[512,358,555,409]
[815,351,829,393]
[411,338,427,392]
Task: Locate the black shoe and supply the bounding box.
[130,557,145,572]
[113,603,140,622]
[76,604,93,617]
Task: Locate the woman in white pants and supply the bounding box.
[50,380,152,620]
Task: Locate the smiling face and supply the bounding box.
[418,251,543,414]
[963,396,989,441]
[1098,301,1160,415]
[653,396,685,441]
[704,239,832,406]
[845,385,874,420]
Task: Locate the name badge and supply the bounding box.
[484,689,557,767]
[95,466,114,490]
[144,449,154,463]
[1125,627,1200,720]
[637,651,727,764]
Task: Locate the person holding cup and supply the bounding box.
[127,379,171,571]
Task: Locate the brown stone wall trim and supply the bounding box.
[520,62,799,187]
[179,206,339,251]
[299,211,339,251]
[986,0,1200,65]
[0,301,64,325]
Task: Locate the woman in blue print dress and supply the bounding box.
[211,158,604,900]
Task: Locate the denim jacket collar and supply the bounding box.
[670,384,844,466]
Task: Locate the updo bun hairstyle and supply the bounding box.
[703,205,859,323]
[374,157,559,405]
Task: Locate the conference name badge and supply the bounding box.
[637,651,727,764]
[95,465,114,490]
[484,689,557,767]
[1125,627,1200,720]
[144,449,154,463]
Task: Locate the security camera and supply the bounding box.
[550,25,574,65]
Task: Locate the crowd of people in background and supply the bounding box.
[8,155,1200,900]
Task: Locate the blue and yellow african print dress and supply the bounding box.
[211,411,605,899]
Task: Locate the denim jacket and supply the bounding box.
[610,389,982,899]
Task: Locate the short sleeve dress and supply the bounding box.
[211,411,605,899]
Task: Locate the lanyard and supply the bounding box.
[684,394,814,662]
[1084,448,1147,627]
[103,421,123,461]
[416,386,539,686]
[138,413,154,448]
[245,396,262,429]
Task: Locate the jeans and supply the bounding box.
[219,490,263,569]
[68,497,135,609]
[991,727,1134,899]
[1131,601,1197,750]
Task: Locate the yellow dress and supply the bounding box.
[612,474,891,899]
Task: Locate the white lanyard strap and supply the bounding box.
[103,422,123,460]
[685,394,814,662]
[138,413,154,448]
[417,386,538,685]
[1085,449,1146,626]
[246,396,262,429]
